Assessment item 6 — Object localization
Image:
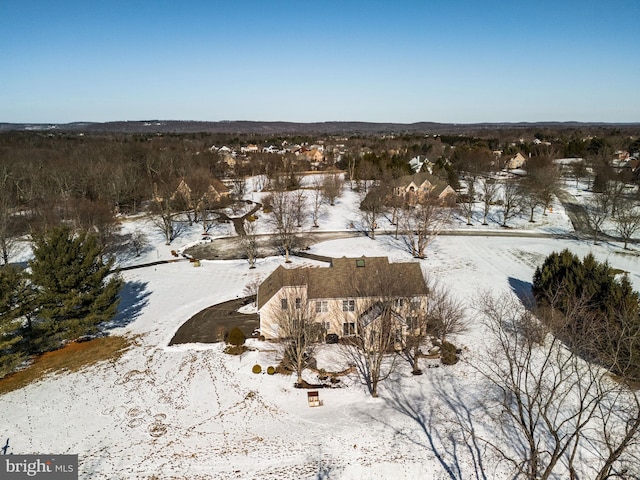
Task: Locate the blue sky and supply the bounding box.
[1,0,638,124]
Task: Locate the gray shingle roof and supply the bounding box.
[257,257,428,309]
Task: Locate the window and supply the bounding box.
[315,300,328,313]
[323,321,331,331]
[407,316,419,331]
[295,298,302,310]
[342,299,355,312]
[281,298,288,310]
[410,298,421,311]
[343,322,355,336]
[394,298,405,308]
[395,328,404,343]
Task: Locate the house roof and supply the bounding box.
[394,173,453,197]
[210,178,230,194]
[257,257,429,310]
[395,173,433,189]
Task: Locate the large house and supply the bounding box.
[170,178,230,206]
[504,152,527,170]
[392,173,456,206]
[257,257,429,343]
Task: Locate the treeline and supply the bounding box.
[0,226,122,378]
[1,127,638,264]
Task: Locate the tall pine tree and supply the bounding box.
[28,226,123,352]
[533,249,640,381]
[0,265,28,377]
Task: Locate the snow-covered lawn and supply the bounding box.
[2,179,640,479]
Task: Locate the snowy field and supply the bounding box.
[2,178,640,479]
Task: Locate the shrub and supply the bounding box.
[325,333,339,344]
[441,341,458,365]
[223,345,246,355]
[252,364,262,374]
[267,366,275,375]
[227,327,246,347]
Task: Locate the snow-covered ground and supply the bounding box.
[2,178,640,479]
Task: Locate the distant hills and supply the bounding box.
[1,120,638,135]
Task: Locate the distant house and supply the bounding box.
[262,145,281,154]
[614,150,630,161]
[408,155,434,174]
[299,148,324,163]
[504,152,527,170]
[212,145,235,155]
[257,257,429,343]
[206,178,231,203]
[241,144,259,154]
[170,178,230,207]
[393,173,456,206]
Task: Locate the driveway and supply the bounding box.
[168,296,259,345]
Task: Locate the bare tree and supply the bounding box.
[401,200,450,259]
[267,191,298,262]
[149,198,185,246]
[585,191,612,244]
[426,282,467,345]
[479,176,498,225]
[252,174,267,193]
[198,196,219,234]
[386,191,404,240]
[400,297,429,376]
[70,197,120,252]
[519,180,543,223]
[183,170,215,225]
[359,186,387,240]
[322,173,343,206]
[356,160,379,194]
[459,178,476,225]
[525,157,561,217]
[534,167,560,216]
[499,180,522,227]
[271,285,321,385]
[230,176,246,201]
[292,189,307,228]
[241,218,258,269]
[337,273,422,397]
[344,153,357,190]
[473,291,640,480]
[106,160,145,214]
[131,228,148,257]
[614,200,640,249]
[571,161,588,189]
[309,176,325,228]
[146,153,184,245]
[339,299,401,398]
[243,277,262,305]
[607,175,630,218]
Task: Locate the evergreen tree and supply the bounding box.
[28,226,123,352]
[0,265,28,377]
[533,249,640,380]
[532,249,584,309]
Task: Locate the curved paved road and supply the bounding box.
[169,296,259,345]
